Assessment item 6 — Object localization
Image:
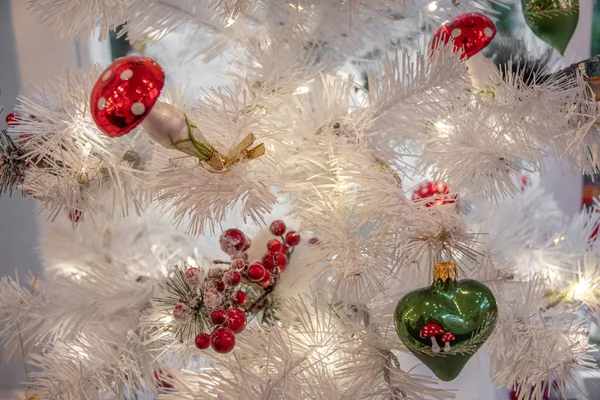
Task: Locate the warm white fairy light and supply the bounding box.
[427,1,438,11]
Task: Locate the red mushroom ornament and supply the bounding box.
[90,56,165,138]
[430,13,496,61]
[440,332,456,352]
[419,322,444,353]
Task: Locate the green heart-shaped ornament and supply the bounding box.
[522,0,579,56]
[394,262,498,381]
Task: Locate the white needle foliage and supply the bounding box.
[1,0,600,399]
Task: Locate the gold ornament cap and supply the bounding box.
[434,261,457,282]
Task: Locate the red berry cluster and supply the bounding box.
[412,181,455,207]
[187,223,301,354]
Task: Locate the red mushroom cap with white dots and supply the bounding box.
[430,13,496,60]
[441,332,456,343]
[90,56,165,137]
[420,322,444,338]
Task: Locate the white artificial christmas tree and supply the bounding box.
[0,1,599,399]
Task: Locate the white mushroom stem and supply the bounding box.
[430,337,441,353]
[465,53,501,93]
[444,341,451,352]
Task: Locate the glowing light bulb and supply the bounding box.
[294,86,310,94]
[428,1,438,11]
[569,279,591,300]
[225,18,236,27]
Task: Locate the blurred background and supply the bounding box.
[0,0,596,398]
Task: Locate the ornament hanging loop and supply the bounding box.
[437,243,453,263]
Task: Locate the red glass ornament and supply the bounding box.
[247,262,266,281]
[211,327,236,353]
[210,308,227,325]
[262,254,275,272]
[431,13,496,60]
[233,290,247,306]
[90,56,165,137]
[5,113,20,127]
[275,252,287,272]
[267,239,282,254]
[231,259,246,270]
[223,270,241,287]
[270,220,286,236]
[219,228,247,255]
[285,231,301,246]
[412,181,435,201]
[194,333,211,350]
[227,308,247,334]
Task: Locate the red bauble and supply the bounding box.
[285,231,301,246]
[413,180,455,206]
[219,228,247,255]
[194,333,211,350]
[231,259,246,270]
[267,239,283,254]
[90,56,165,137]
[262,254,275,272]
[433,181,450,195]
[412,181,435,201]
[247,262,266,281]
[233,290,247,306]
[223,270,241,287]
[211,327,236,353]
[270,220,286,236]
[431,13,496,60]
[210,308,227,325]
[227,308,247,334]
[5,113,20,127]
[275,252,287,272]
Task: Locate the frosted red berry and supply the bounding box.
[227,308,247,334]
[173,303,192,320]
[5,113,20,127]
[194,333,211,350]
[233,290,247,306]
[262,254,275,272]
[215,280,225,292]
[247,262,266,281]
[267,239,282,254]
[270,220,286,236]
[243,235,251,251]
[219,228,247,255]
[275,252,287,272]
[211,327,236,353]
[223,270,241,287]
[231,259,245,270]
[285,231,301,246]
[210,308,227,325]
